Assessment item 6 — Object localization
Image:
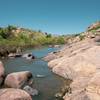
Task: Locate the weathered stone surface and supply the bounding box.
[86,72,100,94]
[8,53,22,58]
[23,85,38,96]
[0,88,32,100]
[0,61,5,85]
[4,71,33,88]
[49,47,97,79]
[63,76,99,100]
[64,87,100,100]
[47,38,100,79]
[43,52,58,62]
[70,77,91,91]
[52,58,96,79]
[63,89,100,100]
[46,37,100,100]
[0,61,5,76]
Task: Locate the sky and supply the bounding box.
[0,0,100,35]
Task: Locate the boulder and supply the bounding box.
[8,53,22,58]
[4,71,33,88]
[22,53,35,60]
[8,53,16,58]
[0,61,5,85]
[94,36,100,42]
[0,88,32,100]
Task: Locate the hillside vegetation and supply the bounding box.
[0,25,67,57]
[0,25,66,47]
[0,21,100,57]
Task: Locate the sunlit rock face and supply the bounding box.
[48,39,99,79]
[0,88,32,100]
[0,61,5,86]
[4,71,33,88]
[46,36,100,100]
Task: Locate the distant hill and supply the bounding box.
[65,21,100,43]
[0,25,66,57]
[0,25,46,39]
[0,22,100,57]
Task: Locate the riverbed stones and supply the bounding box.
[22,53,35,60]
[8,53,22,58]
[4,71,33,88]
[0,88,32,100]
[23,85,38,96]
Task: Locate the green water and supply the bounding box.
[3,47,65,100]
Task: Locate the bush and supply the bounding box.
[79,34,85,40]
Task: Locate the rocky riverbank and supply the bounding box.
[45,38,100,100]
[0,61,39,100]
[44,22,100,100]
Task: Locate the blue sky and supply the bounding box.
[0,0,100,34]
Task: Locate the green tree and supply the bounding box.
[46,33,52,38]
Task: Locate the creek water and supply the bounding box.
[3,47,66,100]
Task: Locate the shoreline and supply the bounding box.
[1,47,66,100]
[45,37,100,100]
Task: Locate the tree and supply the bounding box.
[0,28,7,39]
[46,33,52,38]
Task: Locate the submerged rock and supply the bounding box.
[36,74,45,78]
[0,88,32,100]
[4,71,33,88]
[23,85,38,96]
[22,53,35,60]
